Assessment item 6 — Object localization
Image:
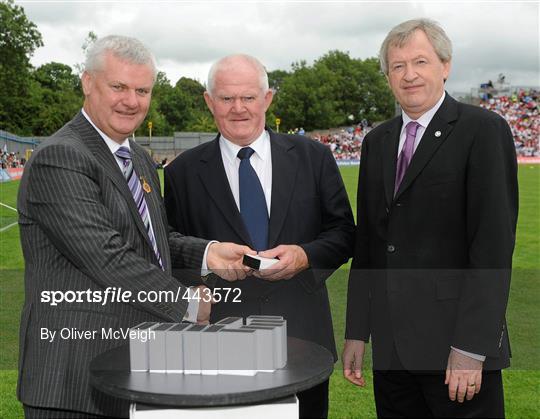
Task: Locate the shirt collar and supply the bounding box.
[402,91,446,129]
[81,108,130,154]
[220,130,270,164]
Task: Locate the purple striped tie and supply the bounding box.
[115,146,163,269]
[394,121,420,195]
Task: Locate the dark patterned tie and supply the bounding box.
[237,147,269,251]
[394,121,420,195]
[115,146,163,269]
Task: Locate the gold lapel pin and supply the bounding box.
[435,131,442,137]
[140,176,152,193]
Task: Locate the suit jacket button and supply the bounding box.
[387,244,396,253]
[396,202,403,207]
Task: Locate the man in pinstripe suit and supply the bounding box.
[17,35,252,418]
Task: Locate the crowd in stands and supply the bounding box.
[0,151,25,169]
[307,90,539,161]
[311,127,368,160]
[310,121,371,161]
[479,89,539,157]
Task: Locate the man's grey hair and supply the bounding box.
[84,35,157,82]
[207,54,269,96]
[379,18,452,75]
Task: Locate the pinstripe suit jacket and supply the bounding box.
[16,112,208,417]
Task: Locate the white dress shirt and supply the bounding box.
[398,96,486,362]
[398,91,446,155]
[219,130,272,215]
[81,109,160,242]
[81,109,200,322]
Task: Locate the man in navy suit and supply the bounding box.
[342,19,518,418]
[165,54,355,418]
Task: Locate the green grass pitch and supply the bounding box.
[1,165,538,418]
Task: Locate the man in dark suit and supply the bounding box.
[17,35,251,418]
[342,19,518,418]
[165,54,355,418]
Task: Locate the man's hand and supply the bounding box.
[195,285,213,325]
[342,339,366,387]
[445,348,483,403]
[255,245,309,281]
[207,242,255,281]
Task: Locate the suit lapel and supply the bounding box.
[198,136,253,246]
[131,143,170,270]
[268,131,298,248]
[382,117,402,208]
[394,94,458,200]
[72,113,155,254]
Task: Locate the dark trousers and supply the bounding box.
[23,405,114,419]
[297,379,329,418]
[373,347,504,418]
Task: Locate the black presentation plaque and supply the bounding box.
[89,337,334,407]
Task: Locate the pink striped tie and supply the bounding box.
[394,121,420,195]
[115,146,163,269]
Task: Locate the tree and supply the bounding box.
[187,114,216,133]
[31,62,83,135]
[0,0,43,134]
[266,69,290,130]
[149,75,214,133]
[34,61,80,91]
[273,60,342,130]
[267,69,289,93]
[314,50,360,122]
[175,77,216,131]
[74,31,97,74]
[137,71,174,136]
[176,77,206,111]
[315,52,395,125]
[273,51,394,131]
[158,82,193,131]
[355,57,395,123]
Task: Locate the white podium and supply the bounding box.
[130,395,298,418]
